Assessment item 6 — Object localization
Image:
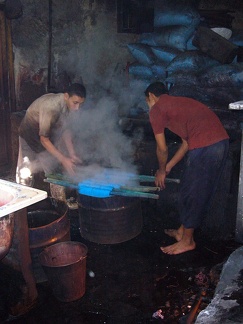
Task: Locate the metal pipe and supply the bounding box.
[111,190,159,199]
[44,178,77,188]
[138,175,180,184]
[44,178,159,199]
[44,172,180,200]
[120,185,160,192]
[47,0,52,91]
[46,173,180,184]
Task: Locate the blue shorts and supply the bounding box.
[178,139,229,229]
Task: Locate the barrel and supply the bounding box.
[78,195,143,244]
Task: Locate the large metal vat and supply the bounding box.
[78,195,142,244]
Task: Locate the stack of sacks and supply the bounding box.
[168,62,243,107]
[127,0,243,110]
[127,0,200,81]
[167,42,243,108]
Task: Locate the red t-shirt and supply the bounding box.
[149,94,229,150]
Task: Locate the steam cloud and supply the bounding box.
[34,78,150,185]
[66,93,139,180]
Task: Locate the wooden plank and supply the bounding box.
[0,11,9,168]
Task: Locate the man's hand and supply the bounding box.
[70,154,82,165]
[165,164,172,175]
[61,157,77,176]
[155,169,166,189]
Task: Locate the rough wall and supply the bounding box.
[10,0,243,111]
[11,0,138,110]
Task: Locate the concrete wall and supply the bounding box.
[10,0,243,111]
[11,0,138,110]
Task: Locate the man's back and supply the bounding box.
[149,94,229,150]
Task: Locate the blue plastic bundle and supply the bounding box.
[198,63,243,88]
[78,181,119,198]
[128,63,153,80]
[127,43,156,66]
[151,46,182,64]
[154,0,200,29]
[166,50,220,73]
[140,25,195,51]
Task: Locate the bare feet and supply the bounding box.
[161,226,196,255]
[164,229,183,242]
[160,239,196,255]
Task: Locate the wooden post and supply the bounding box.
[235,123,243,243]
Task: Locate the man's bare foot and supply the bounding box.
[164,229,183,241]
[160,239,196,255]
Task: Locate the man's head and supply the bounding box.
[144,82,168,109]
[64,83,86,111]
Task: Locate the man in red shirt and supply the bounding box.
[145,82,229,255]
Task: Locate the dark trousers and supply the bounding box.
[178,139,229,229]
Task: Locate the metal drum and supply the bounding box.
[78,195,143,244]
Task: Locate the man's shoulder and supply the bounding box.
[158,94,173,103]
[30,93,64,110]
[38,92,63,102]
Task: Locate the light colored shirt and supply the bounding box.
[19,93,68,152]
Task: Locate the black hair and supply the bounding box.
[144,82,168,97]
[65,83,86,98]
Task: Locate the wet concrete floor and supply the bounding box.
[0,197,241,324]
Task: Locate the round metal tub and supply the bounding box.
[28,199,70,283]
[78,195,143,244]
[39,241,88,302]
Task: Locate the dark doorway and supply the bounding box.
[117,0,154,33]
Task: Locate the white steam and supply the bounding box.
[69,95,138,171]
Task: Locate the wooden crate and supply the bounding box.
[192,26,238,64]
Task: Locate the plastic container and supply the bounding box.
[192,26,238,64]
